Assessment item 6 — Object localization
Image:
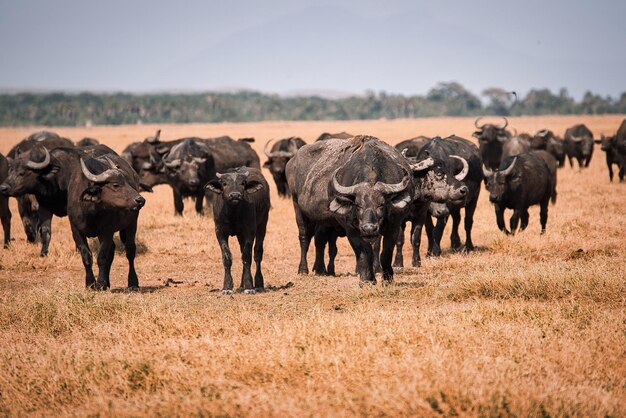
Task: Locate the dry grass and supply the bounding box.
[0,116,625,417]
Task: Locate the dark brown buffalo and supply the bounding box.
[394,136,476,270]
[395,135,431,158]
[76,137,100,147]
[316,132,353,141]
[483,152,555,235]
[7,131,74,252]
[594,134,625,182]
[472,117,512,170]
[162,138,216,215]
[532,150,558,204]
[263,137,306,197]
[531,129,566,167]
[564,124,594,169]
[121,129,183,187]
[205,167,270,294]
[502,135,531,160]
[0,153,11,247]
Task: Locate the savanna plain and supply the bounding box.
[0,116,625,417]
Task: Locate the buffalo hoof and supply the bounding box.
[92,282,109,291]
[393,266,404,274]
[358,279,376,288]
[127,286,140,292]
[222,289,233,295]
[243,289,256,295]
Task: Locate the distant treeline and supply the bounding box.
[1,82,625,126]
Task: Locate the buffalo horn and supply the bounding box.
[80,158,115,183]
[164,159,181,168]
[410,156,434,172]
[373,170,411,194]
[570,136,584,142]
[498,116,509,129]
[264,139,276,158]
[482,164,493,177]
[26,147,51,170]
[474,117,484,129]
[331,169,359,195]
[450,155,469,181]
[500,157,517,176]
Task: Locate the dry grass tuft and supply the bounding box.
[0,116,625,416]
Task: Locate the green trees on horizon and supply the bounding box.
[0,83,624,126]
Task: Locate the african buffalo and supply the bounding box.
[483,152,555,235]
[502,135,531,160]
[205,167,270,294]
[472,117,512,170]
[395,136,431,158]
[163,138,216,215]
[121,129,183,187]
[0,153,11,247]
[531,129,566,167]
[564,124,594,169]
[316,132,353,141]
[7,131,74,247]
[595,134,625,182]
[263,137,306,197]
[394,136,477,269]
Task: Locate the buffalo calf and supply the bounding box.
[205,167,270,294]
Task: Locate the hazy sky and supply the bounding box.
[1,0,624,99]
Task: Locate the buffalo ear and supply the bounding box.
[263,160,271,168]
[390,191,412,210]
[80,185,102,202]
[245,181,264,194]
[329,196,353,215]
[204,179,223,194]
[139,183,153,193]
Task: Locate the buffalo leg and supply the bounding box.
[411,220,423,267]
[347,232,375,284]
[464,196,478,251]
[449,209,462,252]
[17,196,38,243]
[326,229,339,276]
[71,225,95,288]
[194,191,205,214]
[38,207,53,257]
[238,235,254,293]
[372,236,382,274]
[95,234,115,290]
[428,215,446,257]
[380,228,397,283]
[540,199,549,234]
[293,201,314,275]
[312,227,328,275]
[509,210,521,235]
[0,198,10,248]
[120,220,139,289]
[494,205,509,234]
[393,221,406,270]
[607,156,614,182]
[253,218,267,290]
[519,210,530,231]
[173,189,184,215]
[216,231,234,294]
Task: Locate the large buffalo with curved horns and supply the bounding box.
[393,136,475,270]
[483,152,555,235]
[472,117,512,170]
[263,137,306,197]
[564,124,594,169]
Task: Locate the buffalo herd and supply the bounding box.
[1,118,625,291]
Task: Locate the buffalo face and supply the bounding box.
[409,156,469,203]
[80,158,145,211]
[205,171,265,205]
[165,157,206,192]
[329,169,412,242]
[0,146,54,196]
[483,157,518,204]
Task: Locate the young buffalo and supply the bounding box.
[205,167,270,294]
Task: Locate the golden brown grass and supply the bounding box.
[0,116,625,417]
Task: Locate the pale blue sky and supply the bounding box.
[0,0,624,99]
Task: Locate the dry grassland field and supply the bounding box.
[0,115,625,417]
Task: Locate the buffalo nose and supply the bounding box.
[189,179,199,186]
[135,196,146,208]
[459,186,468,195]
[489,194,498,203]
[0,184,9,196]
[229,192,242,200]
[361,223,379,236]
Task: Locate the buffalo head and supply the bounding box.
[79,157,145,211]
[0,145,56,196]
[205,170,265,205]
[482,157,517,204]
